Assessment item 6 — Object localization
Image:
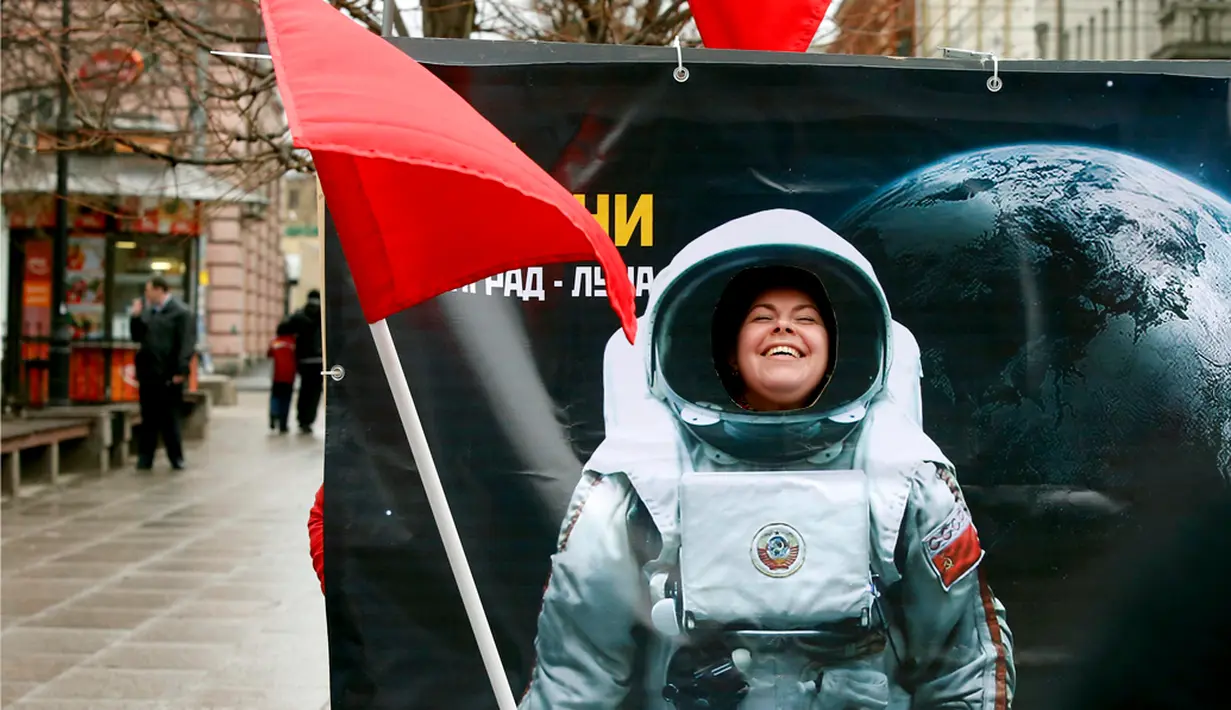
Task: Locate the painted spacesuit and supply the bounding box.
[518,209,1015,710]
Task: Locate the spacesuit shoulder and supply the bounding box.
[554,469,639,553]
[906,461,985,593]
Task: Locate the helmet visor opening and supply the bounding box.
[655,248,888,418]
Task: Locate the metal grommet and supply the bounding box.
[672,37,688,83]
[322,365,345,381]
[986,54,1002,92]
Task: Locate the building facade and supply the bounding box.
[279,172,322,316]
[1,0,288,406]
[830,0,1220,60]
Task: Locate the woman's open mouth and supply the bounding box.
[764,345,803,359]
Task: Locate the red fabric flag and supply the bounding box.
[259,0,637,344]
[688,0,832,53]
[308,483,324,594]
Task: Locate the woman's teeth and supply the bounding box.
[767,346,801,358]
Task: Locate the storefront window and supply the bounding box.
[110,235,191,340]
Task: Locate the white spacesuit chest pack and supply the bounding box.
[676,467,876,633]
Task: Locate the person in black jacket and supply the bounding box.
[286,289,323,434]
[129,275,196,470]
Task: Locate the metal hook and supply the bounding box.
[986,54,1002,93]
[322,364,345,382]
[672,37,689,83]
[940,47,1003,93]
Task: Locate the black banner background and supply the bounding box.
[321,43,1231,710]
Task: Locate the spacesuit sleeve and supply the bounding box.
[518,470,648,710]
[895,462,1016,710]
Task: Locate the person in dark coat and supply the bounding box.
[129,275,196,470]
[286,289,323,434]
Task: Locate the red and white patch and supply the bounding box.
[923,503,985,591]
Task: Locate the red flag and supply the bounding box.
[259,0,637,344]
[688,0,832,53]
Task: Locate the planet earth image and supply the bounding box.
[832,144,1231,705]
[834,143,1231,497]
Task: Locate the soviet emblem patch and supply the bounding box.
[751,523,805,578]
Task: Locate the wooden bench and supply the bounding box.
[182,391,211,441]
[1,417,94,501]
[197,374,237,406]
[21,404,146,474]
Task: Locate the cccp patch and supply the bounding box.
[751,523,805,578]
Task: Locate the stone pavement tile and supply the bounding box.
[10,501,103,517]
[111,529,200,545]
[0,652,84,683]
[22,667,206,701]
[7,701,164,710]
[5,527,117,546]
[159,546,238,563]
[1,579,96,601]
[2,392,328,709]
[52,540,178,564]
[108,572,223,592]
[136,517,212,531]
[225,564,312,585]
[0,628,123,655]
[11,562,132,580]
[169,598,279,619]
[84,642,237,672]
[1,680,38,706]
[72,507,166,523]
[165,686,330,710]
[194,582,288,604]
[3,521,135,542]
[1,594,63,617]
[140,558,239,575]
[70,588,186,611]
[1,542,86,567]
[24,607,156,631]
[127,618,256,645]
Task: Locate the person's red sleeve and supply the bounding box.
[308,483,325,593]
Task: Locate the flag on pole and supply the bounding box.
[258,2,643,709]
[259,0,638,344]
[688,0,833,53]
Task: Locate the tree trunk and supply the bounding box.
[422,0,476,39]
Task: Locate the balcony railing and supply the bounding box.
[1154,1,1231,58]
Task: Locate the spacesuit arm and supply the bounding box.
[895,462,1016,710]
[519,470,649,710]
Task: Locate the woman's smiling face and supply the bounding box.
[733,287,831,411]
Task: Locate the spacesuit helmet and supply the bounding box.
[646,210,892,464]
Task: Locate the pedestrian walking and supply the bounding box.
[129,275,196,470]
[268,320,298,433]
[286,289,323,434]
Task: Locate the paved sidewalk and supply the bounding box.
[1,392,329,710]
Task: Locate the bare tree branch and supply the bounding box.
[1,0,703,210]
[480,0,693,45]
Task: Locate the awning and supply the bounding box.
[1,152,268,204]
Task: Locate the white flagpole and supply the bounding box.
[368,319,518,710]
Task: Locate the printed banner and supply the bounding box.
[66,233,107,339]
[323,45,1231,710]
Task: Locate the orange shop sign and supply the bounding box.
[77,48,145,89]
